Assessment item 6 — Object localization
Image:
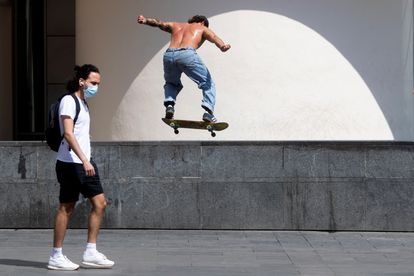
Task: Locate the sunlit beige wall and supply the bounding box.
[77,0,413,141]
[0,5,12,140]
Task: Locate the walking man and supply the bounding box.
[47,64,114,270]
[137,14,231,122]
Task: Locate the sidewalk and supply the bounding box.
[0,229,414,275]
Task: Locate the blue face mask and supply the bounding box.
[84,84,98,98]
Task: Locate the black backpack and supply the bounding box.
[45,93,80,152]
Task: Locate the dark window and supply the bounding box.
[12,0,45,140]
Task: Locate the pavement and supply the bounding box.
[0,229,414,276]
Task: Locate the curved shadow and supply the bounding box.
[0,259,46,269]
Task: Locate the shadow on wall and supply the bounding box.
[79,0,412,140]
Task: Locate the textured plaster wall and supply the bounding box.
[77,0,413,141]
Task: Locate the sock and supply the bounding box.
[164,101,175,107]
[86,242,97,253]
[202,106,213,114]
[51,247,63,258]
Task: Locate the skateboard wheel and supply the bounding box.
[211,132,216,137]
[174,129,179,134]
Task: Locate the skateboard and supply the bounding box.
[162,118,229,137]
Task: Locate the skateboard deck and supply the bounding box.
[162,118,229,137]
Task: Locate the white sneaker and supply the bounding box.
[82,250,114,269]
[47,255,80,271]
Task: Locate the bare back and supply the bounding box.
[169,23,205,49]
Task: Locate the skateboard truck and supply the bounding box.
[169,122,179,134]
[206,125,216,137]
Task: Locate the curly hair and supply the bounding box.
[66,64,100,93]
[188,15,209,28]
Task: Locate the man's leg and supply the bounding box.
[82,193,114,268]
[53,202,76,248]
[48,202,79,271]
[163,52,183,107]
[87,193,106,243]
[180,52,216,114]
[164,79,183,106]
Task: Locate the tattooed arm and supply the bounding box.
[137,15,173,33]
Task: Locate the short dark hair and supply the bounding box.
[188,15,209,28]
[66,64,100,93]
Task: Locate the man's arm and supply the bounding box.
[203,28,231,52]
[137,15,173,33]
[61,116,95,176]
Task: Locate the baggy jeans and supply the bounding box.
[163,47,216,112]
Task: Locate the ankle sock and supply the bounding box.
[164,101,175,107]
[51,247,63,258]
[86,243,97,253]
[202,106,213,115]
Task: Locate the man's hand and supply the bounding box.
[83,160,96,177]
[220,44,231,52]
[137,15,146,24]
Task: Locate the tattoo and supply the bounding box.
[145,18,172,32]
[145,18,161,27]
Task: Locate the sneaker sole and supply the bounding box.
[81,261,114,269]
[47,264,80,271]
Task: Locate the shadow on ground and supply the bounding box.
[0,259,45,269]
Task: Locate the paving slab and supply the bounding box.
[1,230,414,275]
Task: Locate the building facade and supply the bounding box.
[1,0,413,141]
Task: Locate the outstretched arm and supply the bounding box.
[137,15,173,33]
[203,28,231,52]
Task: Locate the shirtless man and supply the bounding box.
[137,14,231,122]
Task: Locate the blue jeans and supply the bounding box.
[163,47,216,113]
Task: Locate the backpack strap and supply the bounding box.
[70,94,81,125]
[66,94,81,152]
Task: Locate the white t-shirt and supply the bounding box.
[56,95,91,164]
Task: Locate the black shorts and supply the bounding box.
[56,160,104,203]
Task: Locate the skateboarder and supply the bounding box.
[137,14,231,122]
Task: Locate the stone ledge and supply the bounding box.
[0,141,413,230]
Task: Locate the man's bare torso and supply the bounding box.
[137,15,230,52]
[169,23,205,49]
